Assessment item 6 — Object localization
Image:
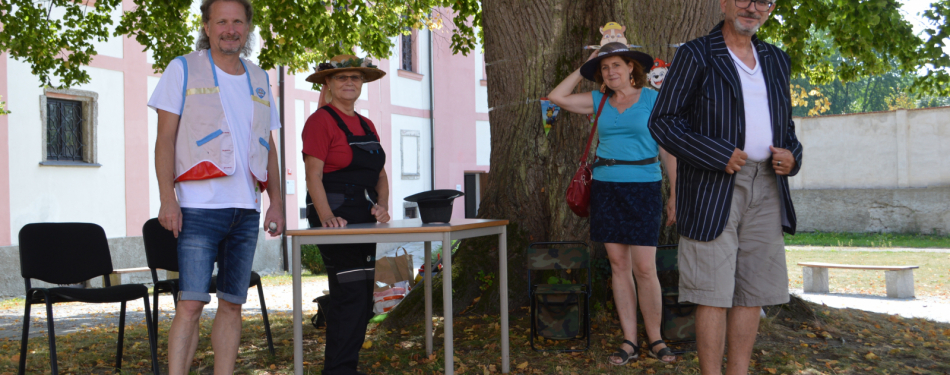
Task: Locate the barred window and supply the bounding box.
[46,98,85,161]
[401,33,413,72]
[39,88,98,166]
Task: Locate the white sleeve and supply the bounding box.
[268,84,282,131]
[148,59,185,115]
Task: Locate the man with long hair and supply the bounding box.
[148,0,283,373]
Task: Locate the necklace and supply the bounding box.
[729,43,759,76]
[732,58,756,75]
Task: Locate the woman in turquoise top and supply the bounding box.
[548,42,678,365]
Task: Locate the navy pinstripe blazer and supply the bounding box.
[648,22,803,242]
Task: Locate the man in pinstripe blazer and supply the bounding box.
[648,0,802,374]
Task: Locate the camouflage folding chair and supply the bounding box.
[527,241,591,352]
[656,244,697,353]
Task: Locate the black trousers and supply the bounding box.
[313,203,377,375]
[320,243,375,375]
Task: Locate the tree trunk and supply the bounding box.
[384,0,721,329]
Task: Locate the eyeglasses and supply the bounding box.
[735,0,774,12]
[331,74,364,83]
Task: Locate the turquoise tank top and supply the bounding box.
[590,89,662,183]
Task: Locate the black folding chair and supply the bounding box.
[142,218,275,356]
[17,222,159,375]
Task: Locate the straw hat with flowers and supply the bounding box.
[305,54,386,85]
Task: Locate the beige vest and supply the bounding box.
[174,49,272,191]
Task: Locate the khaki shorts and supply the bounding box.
[678,160,790,308]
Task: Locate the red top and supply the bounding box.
[301,105,380,173]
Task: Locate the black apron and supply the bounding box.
[305,106,385,375]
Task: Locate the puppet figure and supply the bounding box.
[648,58,670,89]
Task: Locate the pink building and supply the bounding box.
[0,2,490,296]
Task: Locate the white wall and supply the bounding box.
[7,60,127,243]
[295,99,308,229]
[294,72,318,93]
[147,76,161,218]
[473,35,489,114]
[789,107,950,190]
[476,120,491,166]
[390,114,432,220]
[389,31,431,110]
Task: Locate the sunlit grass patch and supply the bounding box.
[786,250,950,299]
[785,232,950,249]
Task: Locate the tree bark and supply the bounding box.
[384,0,722,329]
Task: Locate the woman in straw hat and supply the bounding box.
[301,54,388,375]
[548,42,678,365]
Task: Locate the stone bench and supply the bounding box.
[798,262,919,299]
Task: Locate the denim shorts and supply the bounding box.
[178,208,260,304]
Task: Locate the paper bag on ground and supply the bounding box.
[374,248,415,292]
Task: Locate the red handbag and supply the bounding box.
[566,94,609,217]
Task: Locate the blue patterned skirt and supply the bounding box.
[589,179,662,246]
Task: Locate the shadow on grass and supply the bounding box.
[1,297,949,374]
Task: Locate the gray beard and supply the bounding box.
[219,38,244,55]
[220,45,242,55]
[734,16,761,36]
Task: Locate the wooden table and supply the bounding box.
[287,219,510,375]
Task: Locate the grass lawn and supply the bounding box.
[0,297,23,311]
[785,232,950,249]
[786,250,950,300]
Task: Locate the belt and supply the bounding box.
[591,156,659,168]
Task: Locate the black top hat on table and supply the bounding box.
[404,190,465,224]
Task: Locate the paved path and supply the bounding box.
[0,279,329,340]
[793,289,950,323]
[786,245,950,253]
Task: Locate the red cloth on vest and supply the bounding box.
[301,105,380,174]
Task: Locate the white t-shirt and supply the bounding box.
[727,44,773,162]
[148,58,281,211]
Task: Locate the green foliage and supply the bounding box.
[1,0,946,99]
[1,0,481,89]
[780,29,949,116]
[476,270,494,291]
[759,0,950,96]
[301,244,326,274]
[115,0,197,77]
[0,95,9,115]
[0,0,123,88]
